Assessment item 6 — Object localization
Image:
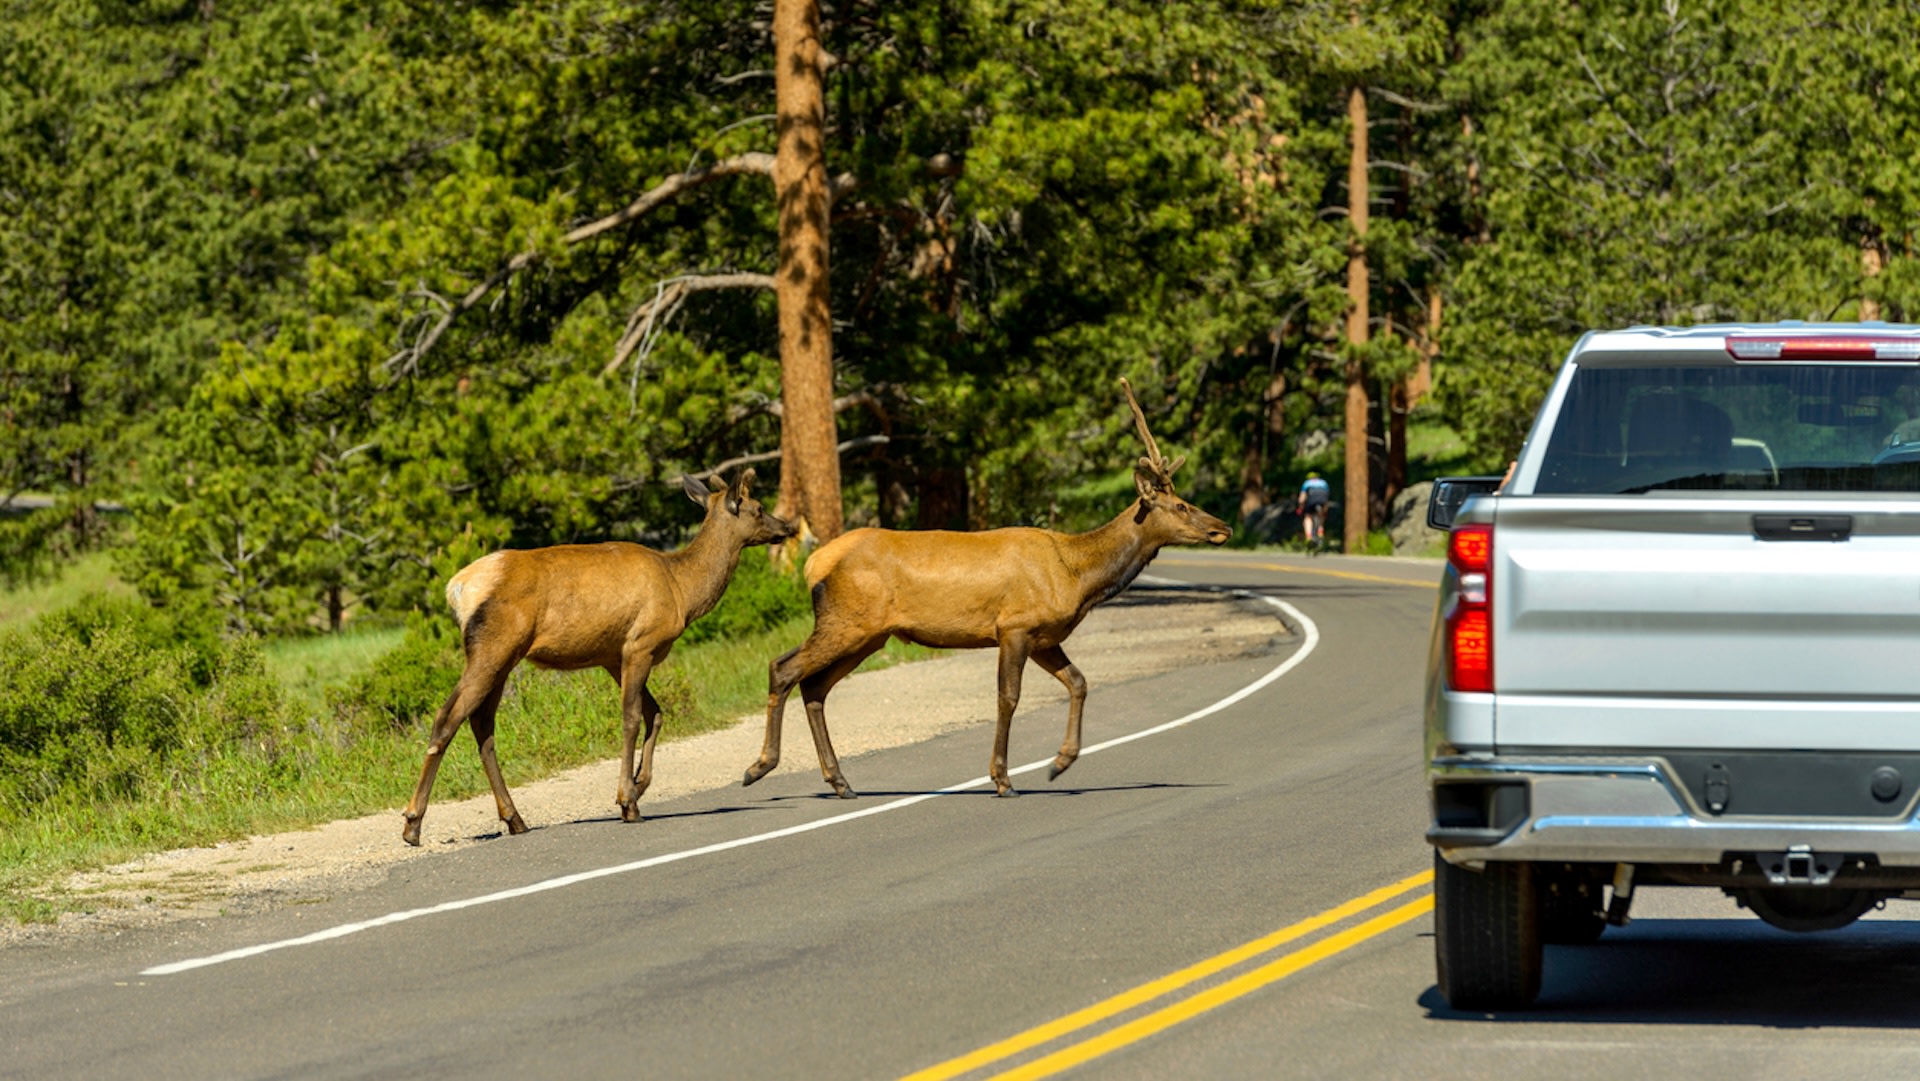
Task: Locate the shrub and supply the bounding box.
[681,552,810,645]
[325,611,463,736]
[0,597,291,826]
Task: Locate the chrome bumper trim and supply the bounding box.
[1429,757,1920,866]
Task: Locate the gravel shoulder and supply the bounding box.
[12,585,1289,944]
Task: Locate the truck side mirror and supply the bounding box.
[1427,476,1507,531]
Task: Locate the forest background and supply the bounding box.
[2,0,1917,919]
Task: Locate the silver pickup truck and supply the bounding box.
[1425,322,1920,1010]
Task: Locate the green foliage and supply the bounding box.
[324,612,463,737]
[1438,0,1920,464]
[9,0,1920,617]
[0,0,448,574]
[682,554,812,646]
[0,597,284,827]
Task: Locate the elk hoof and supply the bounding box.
[506,813,529,835]
[401,817,423,847]
[743,761,774,787]
[620,804,641,823]
[1048,757,1075,781]
[831,783,857,799]
[995,785,1020,798]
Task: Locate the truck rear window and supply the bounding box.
[1537,364,1920,494]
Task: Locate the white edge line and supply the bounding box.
[142,584,1317,977]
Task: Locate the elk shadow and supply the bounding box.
[1104,585,1234,608]
[517,804,778,832]
[1419,917,1920,1028]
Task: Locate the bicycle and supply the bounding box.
[1299,501,1330,555]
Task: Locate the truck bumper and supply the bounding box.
[1429,756,1920,869]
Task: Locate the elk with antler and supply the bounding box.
[743,378,1230,799]
[402,469,796,846]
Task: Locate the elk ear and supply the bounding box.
[1134,462,1164,498]
[729,467,756,511]
[683,473,713,506]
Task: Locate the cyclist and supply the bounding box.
[1296,471,1331,551]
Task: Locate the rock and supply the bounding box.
[1389,481,1444,556]
[1242,503,1298,545]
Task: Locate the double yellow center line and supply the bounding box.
[900,870,1435,1081]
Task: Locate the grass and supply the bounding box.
[0,550,135,629]
[1406,412,1480,481]
[266,622,408,717]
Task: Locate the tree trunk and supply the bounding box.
[1343,82,1371,554]
[772,0,843,540]
[915,466,969,531]
[1386,377,1407,513]
[1241,371,1286,519]
[1408,288,1438,403]
[1862,228,1885,322]
[1239,439,1267,520]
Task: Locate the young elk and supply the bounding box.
[744,379,1230,800]
[402,469,795,846]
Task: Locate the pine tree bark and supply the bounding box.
[772,0,843,540]
[1862,228,1885,322]
[1344,83,1371,554]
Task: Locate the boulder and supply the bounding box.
[1389,481,1444,557]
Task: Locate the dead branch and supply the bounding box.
[603,272,778,380]
[384,252,539,377]
[384,154,780,379]
[566,153,777,246]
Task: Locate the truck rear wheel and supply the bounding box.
[1434,851,1543,1010]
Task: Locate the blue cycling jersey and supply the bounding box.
[1299,477,1331,504]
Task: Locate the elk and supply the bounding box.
[743,378,1231,800]
[401,469,796,846]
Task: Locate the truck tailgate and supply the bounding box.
[1493,498,1920,750]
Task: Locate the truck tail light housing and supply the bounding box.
[1446,524,1494,693]
[1727,335,1920,361]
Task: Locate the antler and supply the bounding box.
[1119,377,1186,485]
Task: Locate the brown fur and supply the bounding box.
[745,381,1231,798]
[401,470,795,845]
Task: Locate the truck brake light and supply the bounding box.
[1727,336,1920,361]
[1447,524,1494,693]
[1449,524,1492,571]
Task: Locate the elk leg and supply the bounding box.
[992,634,1033,797]
[468,684,528,835]
[631,684,664,800]
[798,639,885,799]
[746,643,806,786]
[402,666,506,846]
[615,650,658,823]
[1030,644,1087,781]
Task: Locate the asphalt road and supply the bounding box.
[7,549,1920,1080]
